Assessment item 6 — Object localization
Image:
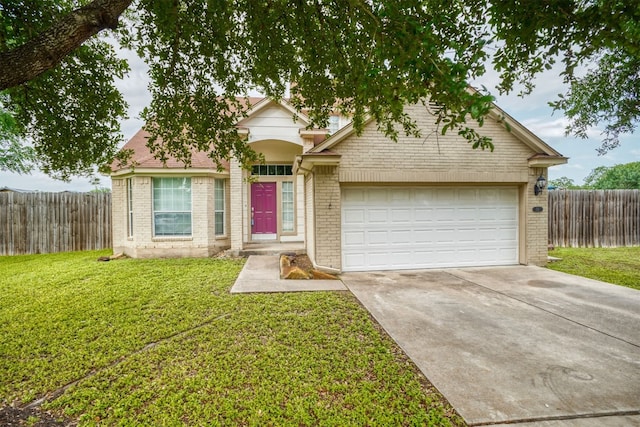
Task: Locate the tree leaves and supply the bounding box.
[583,162,640,189]
[551,51,640,154]
[1,0,639,178]
[6,39,129,180]
[127,0,496,167]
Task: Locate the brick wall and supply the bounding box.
[112,174,230,258]
[111,178,126,254]
[312,165,341,270]
[336,103,534,180]
[526,169,550,265]
[312,102,552,268]
[304,173,315,264]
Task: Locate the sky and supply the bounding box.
[1,45,638,192]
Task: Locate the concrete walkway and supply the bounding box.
[230,255,347,293]
[341,266,640,426]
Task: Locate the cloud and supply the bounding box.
[521,117,569,139]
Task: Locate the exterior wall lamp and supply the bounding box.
[534,174,547,196]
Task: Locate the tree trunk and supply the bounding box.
[0,0,134,90]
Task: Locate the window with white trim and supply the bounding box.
[152,177,192,236]
[251,164,293,176]
[127,178,133,238]
[282,181,294,232]
[214,179,225,236]
[328,115,340,134]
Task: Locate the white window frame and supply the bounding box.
[281,181,294,233]
[152,177,192,237]
[214,178,225,236]
[127,178,134,238]
[328,115,340,134]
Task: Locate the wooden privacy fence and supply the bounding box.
[0,192,112,256]
[548,190,640,247]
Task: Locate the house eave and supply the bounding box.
[293,153,341,175]
[110,167,230,177]
[528,155,569,168]
[299,129,329,137]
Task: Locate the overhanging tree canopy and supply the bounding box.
[1,0,638,179]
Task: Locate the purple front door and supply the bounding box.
[251,182,277,235]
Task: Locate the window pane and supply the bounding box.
[154,213,192,236]
[215,212,224,235]
[214,179,225,235]
[328,115,340,134]
[282,181,294,232]
[153,177,192,236]
[285,165,293,175]
[127,178,133,237]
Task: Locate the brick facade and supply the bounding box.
[311,166,341,270]
[112,174,229,258]
[113,99,563,267]
[303,103,561,270]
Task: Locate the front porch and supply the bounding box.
[238,242,306,256]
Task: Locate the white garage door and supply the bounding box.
[341,186,519,271]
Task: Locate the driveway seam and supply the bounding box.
[445,271,640,350]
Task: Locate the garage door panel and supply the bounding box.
[477,228,500,241]
[390,209,411,222]
[343,209,365,224]
[390,251,412,265]
[368,209,388,222]
[414,230,434,243]
[391,188,411,202]
[344,253,365,267]
[343,187,365,202]
[414,208,433,220]
[458,228,479,243]
[368,230,389,245]
[343,230,365,246]
[367,188,388,203]
[494,208,517,221]
[342,186,519,271]
[369,252,392,267]
[457,208,478,221]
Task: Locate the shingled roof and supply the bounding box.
[111,97,268,173]
[110,128,231,172]
[111,96,337,173]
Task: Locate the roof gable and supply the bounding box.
[308,98,566,163]
[238,97,311,127]
[112,97,323,173]
[237,99,312,146]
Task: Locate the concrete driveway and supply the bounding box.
[341,266,640,426]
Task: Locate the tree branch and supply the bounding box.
[0,0,133,90]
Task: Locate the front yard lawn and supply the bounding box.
[548,246,640,290]
[0,250,462,426]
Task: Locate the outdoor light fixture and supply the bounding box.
[534,174,547,196]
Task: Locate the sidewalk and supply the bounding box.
[230,255,347,293]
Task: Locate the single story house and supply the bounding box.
[110,97,567,272]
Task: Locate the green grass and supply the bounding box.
[0,251,462,426]
[548,246,640,290]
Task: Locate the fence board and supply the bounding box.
[549,189,640,247]
[0,192,112,256]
